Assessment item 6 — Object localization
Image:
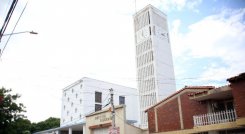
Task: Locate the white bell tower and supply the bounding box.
[133,4,176,128]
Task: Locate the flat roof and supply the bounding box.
[34,122,85,134]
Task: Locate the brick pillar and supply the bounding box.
[147,108,156,133]
[230,82,245,118]
[227,73,245,126]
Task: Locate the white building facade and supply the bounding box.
[133,5,176,127]
[61,77,140,129]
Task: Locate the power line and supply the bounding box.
[0,0,28,58]
[0,0,18,42]
[2,0,13,22]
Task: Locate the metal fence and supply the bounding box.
[193,109,237,126]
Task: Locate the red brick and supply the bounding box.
[180,92,208,129]
[156,98,180,132]
[230,82,245,118]
[147,108,156,132]
[146,88,210,133]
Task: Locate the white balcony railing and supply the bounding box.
[193,109,237,127]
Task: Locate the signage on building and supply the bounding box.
[94,114,111,123]
[109,127,120,134]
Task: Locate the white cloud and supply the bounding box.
[131,0,202,13]
[159,0,187,11]
[0,0,138,122]
[171,8,245,84]
[186,0,202,10]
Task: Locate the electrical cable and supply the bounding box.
[2,0,13,23]
[0,0,28,58]
[0,0,18,42]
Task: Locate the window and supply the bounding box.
[67,111,69,115]
[95,91,102,112]
[147,11,150,24]
[67,97,70,102]
[75,108,77,113]
[226,101,234,110]
[119,96,125,105]
[80,99,82,104]
[72,89,74,93]
[71,102,73,107]
[211,100,234,112]
[71,116,73,121]
[95,104,102,111]
[95,91,102,103]
[63,105,65,110]
[76,93,78,98]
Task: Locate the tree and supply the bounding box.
[0,87,60,133]
[31,117,60,133]
[9,118,31,134]
[0,87,27,134]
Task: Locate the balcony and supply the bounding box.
[193,109,237,126]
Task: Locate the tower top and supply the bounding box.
[133,4,167,18]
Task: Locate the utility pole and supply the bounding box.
[109,88,116,129]
[109,88,119,134]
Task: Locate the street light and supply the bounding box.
[0,30,38,58]
[2,30,38,36]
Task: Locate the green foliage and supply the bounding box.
[10,118,31,134]
[0,87,28,134]
[0,87,60,134]
[31,117,60,133]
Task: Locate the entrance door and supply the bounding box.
[93,127,108,134]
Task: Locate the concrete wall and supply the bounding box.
[85,105,125,134]
[85,105,144,134]
[125,123,147,134]
[61,77,140,127]
[150,6,176,101]
[61,80,84,126]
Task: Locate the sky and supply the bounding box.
[0,0,245,123]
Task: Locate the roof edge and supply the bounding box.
[227,72,245,83]
[145,86,214,112]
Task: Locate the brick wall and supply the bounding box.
[180,92,208,129]
[147,108,156,133]
[146,89,210,133]
[156,98,180,132]
[230,81,245,118]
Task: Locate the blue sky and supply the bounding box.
[165,0,245,89]
[167,0,245,33]
[0,0,244,122]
